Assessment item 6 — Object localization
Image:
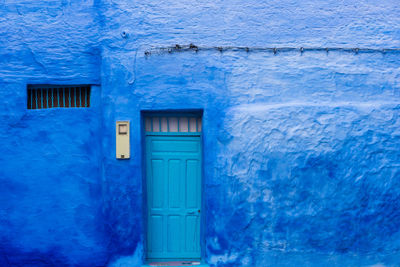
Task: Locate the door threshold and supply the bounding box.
[143,261,208,267]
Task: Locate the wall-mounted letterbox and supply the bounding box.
[116,121,130,159]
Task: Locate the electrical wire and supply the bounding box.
[144,44,400,56]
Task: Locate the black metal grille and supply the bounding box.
[27,85,91,109]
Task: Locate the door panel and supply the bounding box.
[151,140,199,152]
[186,160,199,209]
[146,135,201,260]
[168,159,181,209]
[185,215,199,252]
[151,159,164,208]
[167,215,182,252]
[149,215,163,252]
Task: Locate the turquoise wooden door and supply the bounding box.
[146,135,201,260]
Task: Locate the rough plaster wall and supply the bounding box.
[0,1,101,83]
[100,0,400,266]
[99,0,400,48]
[121,51,400,267]
[0,1,105,266]
[1,0,400,266]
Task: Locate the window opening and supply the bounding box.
[27,85,91,109]
[145,115,202,133]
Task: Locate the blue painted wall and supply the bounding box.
[1,0,400,266]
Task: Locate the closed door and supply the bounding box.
[146,135,201,260]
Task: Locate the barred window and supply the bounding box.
[27,85,91,109]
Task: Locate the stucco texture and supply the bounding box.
[1,0,400,266]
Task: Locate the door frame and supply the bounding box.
[141,111,205,262]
